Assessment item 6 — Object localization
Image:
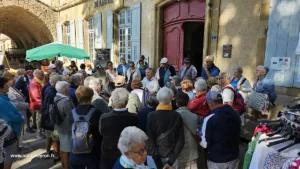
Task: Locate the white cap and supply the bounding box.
[48,64,57,69]
[160,57,168,64]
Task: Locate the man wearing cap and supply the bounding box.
[155,57,176,87]
[48,64,60,78]
[179,57,197,81]
[93,64,107,85]
[200,91,241,169]
[170,75,182,92]
[201,55,220,80]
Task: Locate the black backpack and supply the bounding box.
[49,97,66,125]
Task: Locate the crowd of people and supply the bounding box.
[0,54,277,169]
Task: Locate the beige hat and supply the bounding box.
[160,57,168,64]
[114,75,126,87]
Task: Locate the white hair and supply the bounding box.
[33,69,43,76]
[55,81,69,94]
[146,80,160,93]
[63,68,72,76]
[88,78,102,91]
[70,74,81,84]
[219,72,231,81]
[117,126,148,155]
[206,55,214,62]
[111,88,129,108]
[257,65,268,74]
[54,60,63,66]
[84,76,96,87]
[233,67,243,74]
[157,87,174,104]
[194,79,207,91]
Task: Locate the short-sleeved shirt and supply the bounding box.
[201,65,220,80]
[222,84,235,104]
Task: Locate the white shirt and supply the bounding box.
[221,84,235,104]
[141,76,156,87]
[122,65,126,76]
[131,89,144,103]
[126,68,141,82]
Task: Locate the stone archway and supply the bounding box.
[0,0,58,49]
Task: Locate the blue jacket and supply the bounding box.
[253,76,277,103]
[0,95,24,136]
[117,64,129,76]
[200,105,241,163]
[137,107,155,133]
[69,83,78,107]
[201,64,220,80]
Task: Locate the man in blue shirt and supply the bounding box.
[201,55,220,80]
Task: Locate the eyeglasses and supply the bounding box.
[128,147,147,156]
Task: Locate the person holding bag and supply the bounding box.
[176,92,199,169]
[126,62,141,92]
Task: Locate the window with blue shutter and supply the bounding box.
[77,19,84,49]
[130,3,141,64]
[106,10,114,62]
[94,13,102,49]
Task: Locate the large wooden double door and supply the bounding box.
[163,0,206,71]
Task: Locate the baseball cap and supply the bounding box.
[183,57,191,63]
[169,76,182,85]
[48,64,57,69]
[95,64,103,69]
[160,57,168,64]
[114,75,126,87]
[206,91,223,101]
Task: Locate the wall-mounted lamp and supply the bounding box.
[296,33,300,55]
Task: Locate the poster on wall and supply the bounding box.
[273,70,285,84]
[270,57,291,70]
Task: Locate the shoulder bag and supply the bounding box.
[183,122,200,143]
[156,115,180,142]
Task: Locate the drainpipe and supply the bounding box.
[203,0,212,57]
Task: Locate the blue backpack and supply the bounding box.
[71,108,95,154]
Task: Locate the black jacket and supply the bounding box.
[41,84,56,130]
[147,109,184,166]
[14,74,31,102]
[99,109,138,169]
[200,105,241,163]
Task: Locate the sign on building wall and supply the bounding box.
[94,0,114,7]
[222,44,232,58]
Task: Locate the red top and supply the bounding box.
[188,92,211,118]
[29,79,43,111]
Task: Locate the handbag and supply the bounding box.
[4,131,18,148]
[183,122,201,143]
[247,91,270,115]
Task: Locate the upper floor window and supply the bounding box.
[66,24,71,45]
[119,9,131,62]
[88,18,95,62]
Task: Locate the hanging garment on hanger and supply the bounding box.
[243,132,262,169]
[253,125,273,136]
[263,151,298,169]
[249,134,293,169]
[289,159,300,169]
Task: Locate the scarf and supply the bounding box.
[34,77,44,87]
[156,104,172,111]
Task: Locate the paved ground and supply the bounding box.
[12,110,259,169]
[11,131,62,169]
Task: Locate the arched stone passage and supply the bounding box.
[0,0,58,49]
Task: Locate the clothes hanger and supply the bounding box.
[277,131,300,152]
[267,127,294,147]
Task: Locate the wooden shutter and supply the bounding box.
[56,23,63,43]
[77,19,84,49]
[130,3,141,63]
[94,13,102,49]
[70,20,76,47]
[106,10,113,61]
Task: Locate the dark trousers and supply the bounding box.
[70,163,97,169]
[100,155,118,169]
[0,162,3,169]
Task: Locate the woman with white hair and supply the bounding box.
[99,88,139,169]
[85,77,111,113]
[113,126,157,169]
[252,65,277,119]
[230,67,252,102]
[147,87,185,169]
[54,81,74,169]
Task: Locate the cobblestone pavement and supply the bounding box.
[11,131,62,169]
